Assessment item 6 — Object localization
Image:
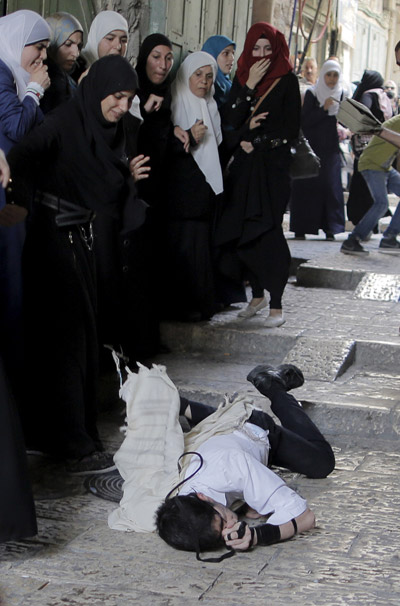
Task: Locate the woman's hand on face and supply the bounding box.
[144,93,164,113]
[129,154,151,182]
[249,111,268,130]
[190,119,207,144]
[29,62,51,90]
[0,204,28,227]
[323,97,335,111]
[246,58,271,90]
[240,140,254,154]
[174,126,190,153]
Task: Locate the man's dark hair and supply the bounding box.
[155,494,224,552]
[395,40,400,53]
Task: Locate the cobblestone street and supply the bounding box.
[1,231,400,605]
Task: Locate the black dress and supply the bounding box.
[163,135,220,320]
[289,89,345,236]
[99,36,175,357]
[216,72,300,308]
[7,56,144,459]
[0,357,37,542]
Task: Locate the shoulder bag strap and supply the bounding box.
[247,77,282,123]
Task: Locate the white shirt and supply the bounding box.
[179,423,307,525]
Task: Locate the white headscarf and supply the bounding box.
[81,11,142,122]
[171,51,223,195]
[311,59,343,116]
[0,10,50,100]
[82,10,129,66]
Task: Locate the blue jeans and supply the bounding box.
[352,168,400,240]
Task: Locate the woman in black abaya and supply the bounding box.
[7,55,145,474]
[216,22,300,327]
[165,51,224,320]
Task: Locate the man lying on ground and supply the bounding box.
[156,364,334,558]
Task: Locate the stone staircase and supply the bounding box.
[153,232,400,451]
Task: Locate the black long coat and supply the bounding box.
[215,72,300,303]
[289,89,345,235]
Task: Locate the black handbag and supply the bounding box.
[290,130,321,179]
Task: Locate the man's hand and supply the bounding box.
[190,119,207,144]
[144,94,164,113]
[129,154,151,182]
[174,126,190,152]
[0,204,28,227]
[222,521,256,551]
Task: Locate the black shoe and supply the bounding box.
[293,233,306,240]
[378,236,400,254]
[66,451,116,475]
[325,232,335,241]
[247,363,304,396]
[340,236,369,256]
[276,364,304,390]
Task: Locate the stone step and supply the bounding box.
[285,221,400,292]
[151,353,400,450]
[160,302,400,377]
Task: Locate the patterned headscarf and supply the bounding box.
[46,12,83,61]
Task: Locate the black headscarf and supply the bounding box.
[352,70,384,102]
[136,33,173,101]
[54,55,139,223]
[9,55,146,231]
[135,33,174,191]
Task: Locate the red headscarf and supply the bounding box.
[236,22,293,96]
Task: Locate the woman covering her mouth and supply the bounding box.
[0,8,51,401]
[0,8,51,543]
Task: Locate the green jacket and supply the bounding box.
[359,114,400,172]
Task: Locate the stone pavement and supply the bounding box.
[1,229,400,605]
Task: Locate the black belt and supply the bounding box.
[36,192,96,227]
[252,136,288,150]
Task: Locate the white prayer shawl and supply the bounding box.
[0,10,50,100]
[82,10,129,66]
[108,364,255,532]
[311,59,343,116]
[171,51,223,195]
[108,363,183,532]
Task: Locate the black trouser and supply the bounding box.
[180,385,335,479]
